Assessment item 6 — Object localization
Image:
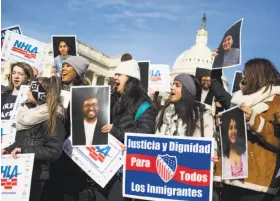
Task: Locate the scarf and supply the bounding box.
[16,104,64,131]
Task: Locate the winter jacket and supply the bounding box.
[110,95,157,143]
[214,86,280,195]
[5,117,65,181]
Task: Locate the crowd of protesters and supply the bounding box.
[1,53,280,201]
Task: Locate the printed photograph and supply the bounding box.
[71,86,110,146]
[231,71,244,94]
[220,106,248,180]
[51,35,77,74]
[138,61,150,90]
[212,19,243,69]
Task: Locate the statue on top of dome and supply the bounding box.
[201,13,207,30]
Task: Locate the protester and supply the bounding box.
[121,53,133,62]
[95,59,157,201]
[215,58,280,201]
[1,76,66,201]
[1,62,34,120]
[41,56,90,201]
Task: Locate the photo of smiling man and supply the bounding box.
[71,86,110,146]
[212,19,243,69]
[51,35,77,76]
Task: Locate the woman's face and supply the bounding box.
[222,35,233,51]
[114,73,128,93]
[169,80,182,103]
[12,66,26,90]
[62,63,78,84]
[228,119,237,144]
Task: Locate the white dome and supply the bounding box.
[171,28,214,79]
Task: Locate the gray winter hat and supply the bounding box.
[174,73,196,98]
[63,56,89,78]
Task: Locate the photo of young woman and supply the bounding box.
[220,106,248,180]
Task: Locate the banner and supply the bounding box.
[1,25,22,48]
[1,30,48,72]
[149,64,170,93]
[1,85,29,148]
[123,133,214,201]
[1,154,35,201]
[63,134,124,188]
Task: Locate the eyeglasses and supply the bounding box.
[83,103,98,109]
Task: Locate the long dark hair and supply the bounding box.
[221,108,246,158]
[156,78,202,137]
[242,58,280,95]
[113,77,154,116]
[39,76,65,135]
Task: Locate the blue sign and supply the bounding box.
[123,133,214,201]
[1,25,22,47]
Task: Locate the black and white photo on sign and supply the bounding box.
[212,19,243,69]
[70,86,110,146]
[219,106,248,180]
[51,35,77,75]
[138,61,150,90]
[231,71,244,94]
[195,67,214,106]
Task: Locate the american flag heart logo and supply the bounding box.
[156,154,177,183]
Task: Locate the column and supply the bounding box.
[92,73,98,85]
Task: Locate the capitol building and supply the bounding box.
[1,14,228,92]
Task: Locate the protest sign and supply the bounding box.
[138,61,150,90]
[149,64,170,93]
[1,85,29,148]
[231,71,243,94]
[63,134,124,188]
[212,18,243,69]
[1,30,48,72]
[1,25,22,48]
[1,154,34,201]
[219,106,248,180]
[123,133,214,201]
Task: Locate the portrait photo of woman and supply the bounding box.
[212,19,243,69]
[220,106,248,180]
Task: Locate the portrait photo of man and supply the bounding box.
[51,35,77,75]
[71,86,110,146]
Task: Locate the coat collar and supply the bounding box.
[231,86,280,114]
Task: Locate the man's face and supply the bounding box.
[83,98,99,120]
[58,41,69,56]
[201,76,211,89]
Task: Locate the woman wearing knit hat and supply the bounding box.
[97,59,157,201]
[2,76,66,201]
[41,56,91,201]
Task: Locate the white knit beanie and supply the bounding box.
[114,60,141,80]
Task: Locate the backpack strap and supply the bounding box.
[134,101,151,121]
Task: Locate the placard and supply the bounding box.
[63,134,124,188]
[1,154,34,201]
[123,133,214,201]
[1,25,22,48]
[1,30,48,72]
[149,64,170,93]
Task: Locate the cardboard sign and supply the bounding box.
[1,30,48,72]
[63,134,124,188]
[123,133,214,201]
[1,154,35,201]
[1,25,22,48]
[149,64,170,93]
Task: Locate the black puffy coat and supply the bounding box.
[110,94,157,143]
[5,116,66,181]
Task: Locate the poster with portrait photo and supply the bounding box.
[219,106,248,180]
[231,71,243,94]
[70,86,110,146]
[51,35,77,74]
[138,61,150,90]
[212,18,243,69]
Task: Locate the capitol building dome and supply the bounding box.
[170,14,229,91]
